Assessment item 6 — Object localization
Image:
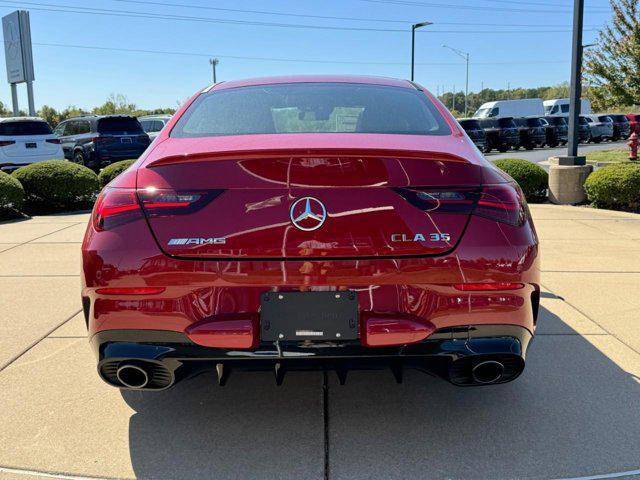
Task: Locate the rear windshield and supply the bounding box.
[0,120,52,136]
[598,116,612,122]
[498,118,516,128]
[459,119,481,129]
[98,117,143,134]
[171,83,451,137]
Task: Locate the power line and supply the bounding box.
[108,0,604,27]
[28,39,569,66]
[0,1,599,34]
[357,0,609,14]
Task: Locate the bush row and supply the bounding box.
[0,159,135,219]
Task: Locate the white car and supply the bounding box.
[138,115,171,141]
[0,117,64,172]
[473,99,544,119]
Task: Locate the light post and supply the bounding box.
[411,21,433,81]
[565,0,585,164]
[209,58,219,83]
[442,44,470,117]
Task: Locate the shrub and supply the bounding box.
[584,163,640,211]
[98,159,135,188]
[493,158,548,202]
[12,160,99,213]
[0,171,24,219]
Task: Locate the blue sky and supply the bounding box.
[0,0,613,110]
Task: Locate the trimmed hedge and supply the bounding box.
[0,171,24,218]
[12,160,99,213]
[584,163,640,211]
[493,158,548,202]
[98,159,135,188]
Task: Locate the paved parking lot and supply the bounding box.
[1,206,640,480]
[488,139,629,163]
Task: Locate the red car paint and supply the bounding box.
[82,76,539,388]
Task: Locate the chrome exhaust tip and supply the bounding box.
[471,360,505,384]
[116,364,150,389]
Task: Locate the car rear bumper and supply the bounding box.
[92,324,533,389]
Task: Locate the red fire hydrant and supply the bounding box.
[628,132,638,161]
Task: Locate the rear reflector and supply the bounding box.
[96,287,166,295]
[453,282,525,291]
[185,314,259,349]
[361,313,436,347]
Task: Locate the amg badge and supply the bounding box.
[168,237,226,246]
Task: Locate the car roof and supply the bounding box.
[138,115,171,120]
[0,116,47,123]
[61,114,137,122]
[208,75,414,92]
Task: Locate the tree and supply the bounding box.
[584,0,640,109]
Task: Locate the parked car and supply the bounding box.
[543,116,569,145]
[473,98,544,119]
[54,115,150,171]
[543,98,592,115]
[583,114,614,143]
[83,75,539,391]
[513,117,546,150]
[578,115,591,143]
[478,117,520,152]
[0,117,64,172]
[138,115,171,141]
[606,114,631,140]
[625,114,640,134]
[458,118,488,152]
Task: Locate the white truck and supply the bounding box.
[543,98,592,115]
[473,99,545,119]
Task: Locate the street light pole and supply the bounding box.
[411,21,433,81]
[566,0,585,164]
[442,44,470,116]
[209,58,219,83]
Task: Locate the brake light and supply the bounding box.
[96,287,166,295]
[453,282,524,291]
[92,187,222,231]
[475,183,527,226]
[0,140,15,147]
[46,138,61,144]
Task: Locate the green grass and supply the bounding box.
[584,149,636,164]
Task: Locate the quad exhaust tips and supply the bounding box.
[471,360,505,384]
[116,364,150,389]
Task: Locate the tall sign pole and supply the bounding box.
[565,0,585,164]
[2,10,35,116]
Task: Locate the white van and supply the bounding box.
[473,99,544,119]
[544,98,592,115]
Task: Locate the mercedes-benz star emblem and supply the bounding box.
[289,197,327,231]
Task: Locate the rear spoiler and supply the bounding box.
[145,148,470,168]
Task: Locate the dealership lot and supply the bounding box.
[1,206,640,480]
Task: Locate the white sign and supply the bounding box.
[3,10,34,84]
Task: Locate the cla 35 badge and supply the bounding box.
[391,233,451,242]
[290,197,326,231]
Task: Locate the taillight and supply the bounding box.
[92,136,109,143]
[46,138,61,144]
[394,182,527,227]
[92,187,223,231]
[0,140,15,147]
[475,183,526,226]
[92,188,142,231]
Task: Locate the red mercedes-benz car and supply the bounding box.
[82,75,539,390]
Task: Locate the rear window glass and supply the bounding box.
[98,117,143,134]
[171,83,451,137]
[0,120,53,136]
[526,118,542,127]
[498,118,515,128]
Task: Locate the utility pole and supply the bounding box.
[452,85,455,111]
[410,21,433,81]
[565,0,585,164]
[442,44,470,116]
[209,58,219,83]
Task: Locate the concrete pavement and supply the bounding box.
[1,207,640,480]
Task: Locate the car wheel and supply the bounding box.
[593,137,602,143]
[586,132,592,143]
[73,150,85,165]
[483,145,491,154]
[498,145,508,153]
[525,144,534,150]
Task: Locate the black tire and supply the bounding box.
[73,150,85,166]
[498,145,508,153]
[525,144,534,151]
[586,131,592,143]
[483,145,492,154]
[593,137,602,144]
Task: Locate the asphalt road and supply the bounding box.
[486,139,628,163]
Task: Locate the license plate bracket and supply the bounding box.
[261,291,358,342]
